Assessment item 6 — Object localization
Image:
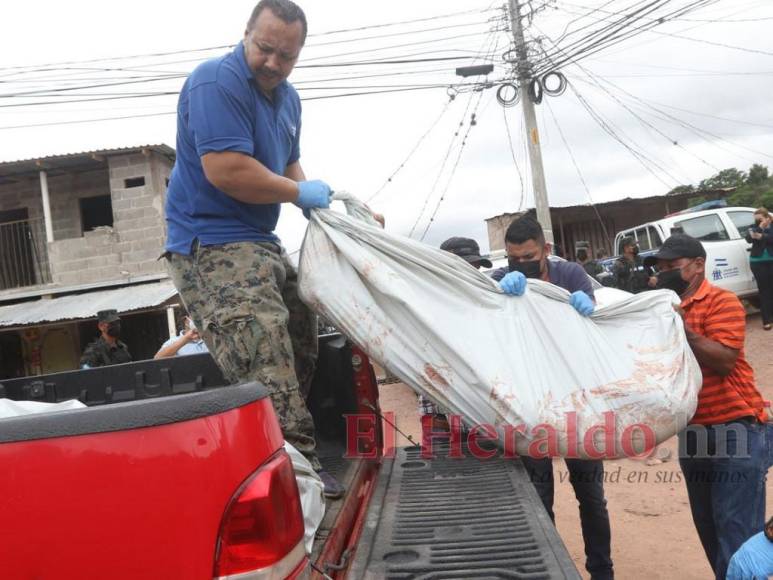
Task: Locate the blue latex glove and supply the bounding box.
[499,271,527,296]
[296,179,333,212]
[569,290,595,316]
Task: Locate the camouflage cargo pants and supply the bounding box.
[167,241,321,471]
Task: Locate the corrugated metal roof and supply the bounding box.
[0,144,176,179]
[484,187,735,222]
[0,281,178,328]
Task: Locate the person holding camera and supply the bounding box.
[745,207,773,330]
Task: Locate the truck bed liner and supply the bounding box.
[351,443,581,579]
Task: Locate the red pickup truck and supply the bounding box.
[0,334,580,579]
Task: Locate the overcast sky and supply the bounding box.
[1,0,771,254]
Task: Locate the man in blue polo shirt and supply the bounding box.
[164,0,344,497]
[498,215,614,580]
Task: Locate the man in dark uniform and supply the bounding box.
[498,215,614,580]
[612,236,653,293]
[80,309,132,368]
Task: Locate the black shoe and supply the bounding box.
[318,470,345,499]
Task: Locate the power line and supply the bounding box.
[530,26,720,176]
[502,106,525,212]
[0,80,495,130]
[544,98,612,247]
[568,80,681,188]
[556,1,773,60]
[0,110,176,131]
[408,89,478,238]
[300,31,505,63]
[577,0,771,58]
[307,19,499,48]
[417,28,503,241]
[581,73,773,162]
[533,0,722,75]
[419,89,490,241]
[0,6,499,75]
[405,27,501,237]
[366,97,455,204]
[305,7,498,38]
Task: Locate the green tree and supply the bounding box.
[668,184,695,195]
[699,167,747,190]
[747,164,769,186]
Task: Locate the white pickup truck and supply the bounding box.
[613,205,759,299]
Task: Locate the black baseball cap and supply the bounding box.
[440,237,493,268]
[643,234,706,267]
[97,309,120,323]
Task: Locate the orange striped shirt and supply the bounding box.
[682,279,766,425]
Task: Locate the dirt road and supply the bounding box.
[376,312,773,579]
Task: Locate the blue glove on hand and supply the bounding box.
[499,271,527,296]
[569,290,595,316]
[296,180,333,210]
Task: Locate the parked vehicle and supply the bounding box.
[605,205,759,299]
[0,335,581,579]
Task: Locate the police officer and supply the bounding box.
[612,237,653,293]
[80,309,132,368]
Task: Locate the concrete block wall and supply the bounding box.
[47,150,173,287]
[0,149,174,291]
[48,168,111,240]
[0,175,44,221]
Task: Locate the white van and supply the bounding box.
[614,206,758,299]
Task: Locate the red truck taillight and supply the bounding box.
[214,450,307,579]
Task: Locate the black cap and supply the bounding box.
[97,309,120,323]
[440,237,493,268]
[643,234,706,267]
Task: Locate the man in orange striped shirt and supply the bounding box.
[646,234,768,580]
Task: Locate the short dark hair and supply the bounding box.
[505,215,545,246]
[247,0,308,45]
[596,248,607,259]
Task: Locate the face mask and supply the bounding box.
[509,259,542,279]
[656,269,690,295]
[106,321,121,338]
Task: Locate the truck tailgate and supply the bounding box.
[350,443,581,579]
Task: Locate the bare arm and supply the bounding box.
[154,330,197,359]
[284,160,306,182]
[684,327,740,377]
[201,151,300,204]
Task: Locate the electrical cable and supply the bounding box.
[544,98,612,244]
[419,89,490,241]
[366,97,455,204]
[0,6,499,75]
[532,24,719,175]
[407,30,500,238]
[555,0,773,61]
[502,106,526,212]
[533,0,722,76]
[583,73,773,161]
[417,31,503,240]
[568,80,681,188]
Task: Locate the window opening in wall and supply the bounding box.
[80,195,113,233]
[125,176,145,188]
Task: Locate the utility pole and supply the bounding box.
[507,0,554,245]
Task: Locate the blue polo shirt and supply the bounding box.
[165,42,302,255]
